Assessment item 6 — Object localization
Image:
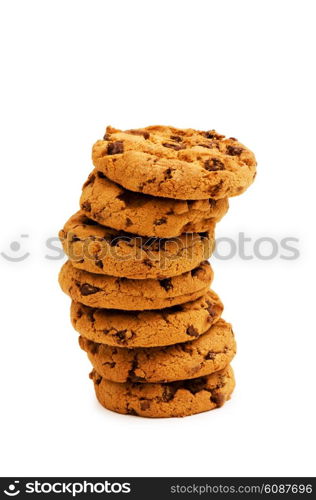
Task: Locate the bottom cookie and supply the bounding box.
[90,365,235,418]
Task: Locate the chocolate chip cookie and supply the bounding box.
[71,290,223,347]
[79,319,235,383]
[92,126,256,200]
[59,211,214,279]
[80,170,228,238]
[90,364,235,417]
[59,260,213,310]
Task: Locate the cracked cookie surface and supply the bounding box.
[59,211,214,279]
[90,364,235,417]
[71,290,223,347]
[80,170,228,238]
[59,260,213,310]
[92,126,256,200]
[79,319,236,383]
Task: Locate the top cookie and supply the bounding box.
[92,126,257,200]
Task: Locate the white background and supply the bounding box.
[0,0,315,478]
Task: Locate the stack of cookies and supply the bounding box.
[59,126,256,418]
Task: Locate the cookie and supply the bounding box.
[71,290,223,347]
[59,211,214,279]
[92,126,256,200]
[80,170,228,238]
[59,260,213,310]
[79,319,236,383]
[90,364,235,418]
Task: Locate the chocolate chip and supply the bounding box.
[128,358,140,381]
[81,201,91,212]
[125,217,133,227]
[210,180,224,197]
[162,142,185,151]
[206,300,216,316]
[162,386,177,402]
[140,400,151,411]
[115,330,127,342]
[170,135,182,142]
[94,375,102,385]
[107,141,124,155]
[128,129,150,139]
[204,158,225,171]
[71,235,80,242]
[204,131,224,140]
[95,260,103,269]
[146,177,156,184]
[80,283,101,295]
[97,171,107,179]
[154,217,167,225]
[186,325,199,337]
[159,278,173,292]
[164,168,173,179]
[209,199,217,208]
[210,392,226,407]
[103,361,116,368]
[143,258,153,268]
[205,351,216,360]
[127,407,138,416]
[103,133,111,140]
[226,145,243,156]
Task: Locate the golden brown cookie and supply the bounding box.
[80,170,228,238]
[59,211,214,279]
[92,126,256,200]
[59,260,213,310]
[71,290,223,347]
[79,319,236,383]
[90,365,235,417]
